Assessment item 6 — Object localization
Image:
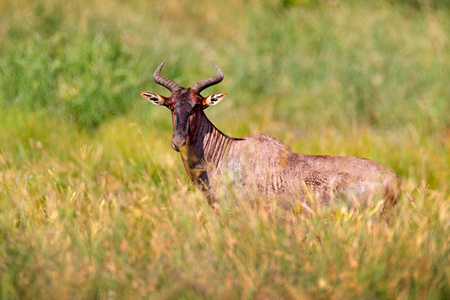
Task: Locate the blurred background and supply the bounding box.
[1,0,449,183]
[1,0,448,128]
[0,0,449,298]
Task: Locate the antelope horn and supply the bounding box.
[153,61,182,92]
[190,63,224,93]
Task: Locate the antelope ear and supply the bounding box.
[203,93,227,107]
[140,91,168,106]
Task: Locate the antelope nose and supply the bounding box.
[171,137,187,152]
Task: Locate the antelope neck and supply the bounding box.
[187,111,234,168]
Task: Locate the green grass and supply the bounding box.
[0,0,449,299]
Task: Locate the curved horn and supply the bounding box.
[153,61,182,92]
[190,63,224,93]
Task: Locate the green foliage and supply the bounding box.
[0,1,136,129]
[1,0,449,131]
[0,0,449,298]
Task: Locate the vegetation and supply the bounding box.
[0,0,448,298]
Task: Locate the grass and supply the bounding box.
[0,0,449,299]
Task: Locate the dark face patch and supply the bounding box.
[169,88,204,151]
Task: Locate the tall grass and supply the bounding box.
[0,0,449,298]
[1,113,448,299]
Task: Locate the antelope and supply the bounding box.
[140,61,402,211]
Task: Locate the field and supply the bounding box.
[0,0,449,299]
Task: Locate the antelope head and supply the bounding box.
[140,61,227,152]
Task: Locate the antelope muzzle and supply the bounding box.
[171,135,188,152]
[171,112,190,152]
